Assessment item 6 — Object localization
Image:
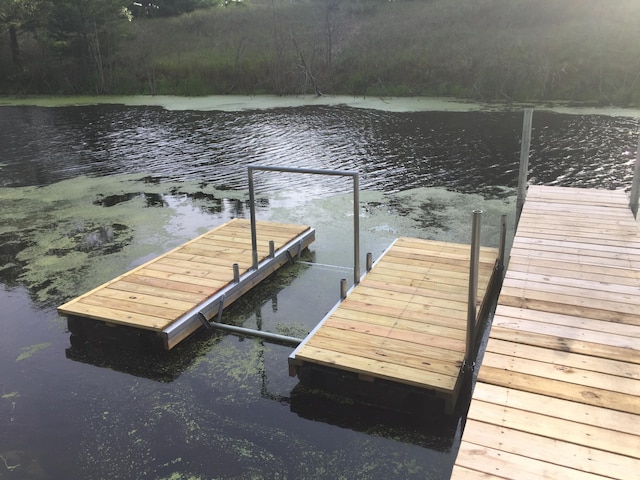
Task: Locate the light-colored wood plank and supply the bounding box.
[507,256,640,283]
[92,287,197,312]
[501,276,639,307]
[322,316,466,353]
[329,307,467,338]
[62,301,171,330]
[498,286,640,325]
[494,304,640,339]
[485,338,640,380]
[301,329,461,377]
[489,325,640,365]
[294,345,458,392]
[466,399,640,457]
[454,441,607,480]
[478,366,640,414]
[481,350,640,396]
[460,419,639,478]
[471,383,640,436]
[106,280,208,304]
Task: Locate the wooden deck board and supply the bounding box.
[58,218,313,345]
[290,236,499,410]
[451,186,640,479]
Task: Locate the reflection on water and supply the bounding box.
[0,102,637,479]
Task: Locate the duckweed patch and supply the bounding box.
[0,174,247,306]
[16,343,51,362]
[273,322,308,339]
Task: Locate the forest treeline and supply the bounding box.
[2,0,640,104]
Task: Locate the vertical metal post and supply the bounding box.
[498,214,507,270]
[269,240,275,258]
[630,135,640,218]
[340,279,347,300]
[464,210,482,373]
[233,263,240,283]
[353,174,361,285]
[247,166,359,282]
[516,109,533,225]
[248,167,259,270]
[366,252,373,272]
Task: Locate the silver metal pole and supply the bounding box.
[353,174,360,285]
[630,136,640,218]
[208,320,303,346]
[516,109,533,224]
[464,210,482,373]
[366,252,373,272]
[233,263,240,283]
[248,167,259,270]
[498,214,507,270]
[340,278,347,300]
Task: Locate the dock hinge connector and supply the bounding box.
[461,360,476,375]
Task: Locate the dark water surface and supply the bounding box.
[0,100,638,479]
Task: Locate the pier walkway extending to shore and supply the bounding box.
[451,185,640,479]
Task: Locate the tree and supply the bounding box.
[47,0,131,93]
[0,0,52,65]
[129,0,219,18]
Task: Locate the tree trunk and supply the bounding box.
[9,25,20,66]
[88,19,106,93]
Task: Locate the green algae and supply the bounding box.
[16,343,51,362]
[273,322,308,339]
[1,391,19,400]
[0,174,236,306]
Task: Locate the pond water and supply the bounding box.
[0,96,638,479]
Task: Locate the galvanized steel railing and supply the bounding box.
[248,165,361,286]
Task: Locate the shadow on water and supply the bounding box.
[289,383,462,453]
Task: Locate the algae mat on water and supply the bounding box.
[0,174,241,306]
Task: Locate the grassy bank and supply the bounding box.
[2,0,640,104]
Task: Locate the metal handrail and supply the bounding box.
[463,210,482,373]
[516,109,534,225]
[247,165,361,286]
[630,136,640,219]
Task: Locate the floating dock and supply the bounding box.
[289,236,501,413]
[59,218,314,350]
[451,186,640,478]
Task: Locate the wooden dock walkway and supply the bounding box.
[59,218,314,350]
[289,236,500,413]
[451,186,640,479]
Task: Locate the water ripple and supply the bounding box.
[0,106,637,196]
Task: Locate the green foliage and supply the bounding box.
[129,0,220,18]
[2,0,640,104]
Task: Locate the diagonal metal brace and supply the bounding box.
[285,240,304,265]
[198,295,226,329]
